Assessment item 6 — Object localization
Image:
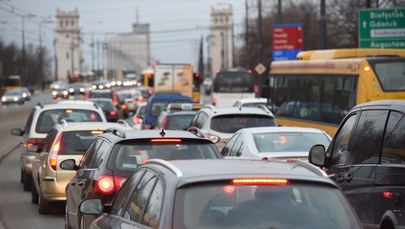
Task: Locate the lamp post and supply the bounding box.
[38,18,53,91]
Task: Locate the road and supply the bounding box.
[0,92,64,229]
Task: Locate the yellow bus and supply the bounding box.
[2,75,22,91]
[268,48,405,137]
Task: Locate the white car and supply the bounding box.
[2,89,25,105]
[233,98,271,110]
[221,126,332,161]
[132,102,147,130]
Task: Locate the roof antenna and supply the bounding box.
[160,128,166,137]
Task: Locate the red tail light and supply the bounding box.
[211,98,216,106]
[138,96,144,102]
[26,138,45,151]
[232,178,288,185]
[121,104,128,110]
[95,175,127,195]
[205,133,220,143]
[131,100,137,105]
[161,116,168,129]
[109,111,117,116]
[49,133,63,170]
[135,117,143,125]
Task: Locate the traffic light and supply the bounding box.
[193,72,201,88]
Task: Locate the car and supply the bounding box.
[1,89,25,105]
[142,91,193,129]
[308,100,405,229]
[68,82,92,98]
[16,86,32,101]
[51,84,69,100]
[189,105,277,150]
[79,159,363,229]
[132,101,147,130]
[116,89,143,118]
[155,103,202,130]
[10,101,107,191]
[84,89,120,108]
[61,128,222,229]
[89,98,123,122]
[31,120,131,214]
[49,80,68,90]
[222,127,331,161]
[233,97,271,110]
[136,86,153,101]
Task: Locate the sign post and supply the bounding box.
[272,23,303,61]
[358,9,405,49]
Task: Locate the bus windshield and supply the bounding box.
[213,72,253,93]
[370,59,405,91]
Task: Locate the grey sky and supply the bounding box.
[0,0,249,71]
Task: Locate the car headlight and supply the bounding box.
[80,88,85,92]
[69,88,74,93]
[92,85,97,90]
[63,91,68,95]
[1,97,6,102]
[22,93,27,97]
[14,97,18,101]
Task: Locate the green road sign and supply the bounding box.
[359,8,405,48]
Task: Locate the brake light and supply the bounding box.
[121,104,128,110]
[26,138,44,150]
[150,139,182,143]
[280,136,287,145]
[205,133,220,143]
[383,192,393,199]
[65,109,73,113]
[138,96,144,102]
[211,98,216,106]
[49,133,63,171]
[131,100,137,105]
[223,185,236,194]
[95,175,127,195]
[109,111,117,116]
[161,116,168,129]
[232,178,288,185]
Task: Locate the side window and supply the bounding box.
[111,170,146,216]
[125,171,156,222]
[230,134,243,157]
[330,113,358,166]
[382,111,405,164]
[351,110,388,164]
[88,140,111,168]
[142,179,163,228]
[221,133,239,156]
[42,129,58,152]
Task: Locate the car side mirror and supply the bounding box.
[10,128,24,136]
[308,144,326,166]
[60,159,79,170]
[79,199,103,215]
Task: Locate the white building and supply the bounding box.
[210,6,234,76]
[106,23,151,80]
[55,8,81,83]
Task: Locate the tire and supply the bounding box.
[20,168,24,183]
[31,183,39,204]
[38,194,53,214]
[23,170,32,191]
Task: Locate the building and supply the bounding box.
[106,23,151,81]
[210,6,234,77]
[55,8,81,83]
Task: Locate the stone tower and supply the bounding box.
[55,8,81,83]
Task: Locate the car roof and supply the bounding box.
[241,126,329,134]
[104,129,211,142]
[55,121,132,131]
[37,102,100,110]
[57,100,96,106]
[145,159,334,187]
[352,99,405,112]
[236,98,268,103]
[201,105,273,116]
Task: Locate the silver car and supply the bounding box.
[2,89,25,105]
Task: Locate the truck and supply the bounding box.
[153,63,194,98]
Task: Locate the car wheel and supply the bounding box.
[23,171,32,191]
[38,194,52,214]
[20,168,24,183]
[31,182,39,204]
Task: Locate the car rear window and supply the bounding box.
[109,140,220,170]
[210,115,276,133]
[36,109,103,133]
[59,130,98,155]
[173,183,360,229]
[166,114,195,130]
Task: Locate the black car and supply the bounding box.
[309,100,405,229]
[61,128,221,229]
[80,159,363,229]
[89,98,122,122]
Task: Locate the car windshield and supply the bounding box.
[109,141,219,170]
[35,109,103,133]
[253,132,331,153]
[5,91,21,96]
[211,115,276,133]
[59,130,98,155]
[173,183,360,229]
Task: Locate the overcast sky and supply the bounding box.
[0,0,253,71]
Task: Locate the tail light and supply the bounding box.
[109,111,117,116]
[121,104,128,110]
[161,116,168,129]
[95,175,127,195]
[49,133,63,171]
[232,178,288,185]
[131,100,137,105]
[26,138,45,152]
[205,133,220,143]
[135,117,143,125]
[138,96,144,102]
[211,98,216,106]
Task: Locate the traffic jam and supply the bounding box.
[1,1,405,229]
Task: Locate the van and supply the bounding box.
[142,92,192,129]
[309,100,405,229]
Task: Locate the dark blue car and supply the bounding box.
[142,92,192,129]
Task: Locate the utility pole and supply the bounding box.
[319,0,326,49]
[278,0,282,22]
[91,34,95,72]
[257,0,264,97]
[245,0,250,70]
